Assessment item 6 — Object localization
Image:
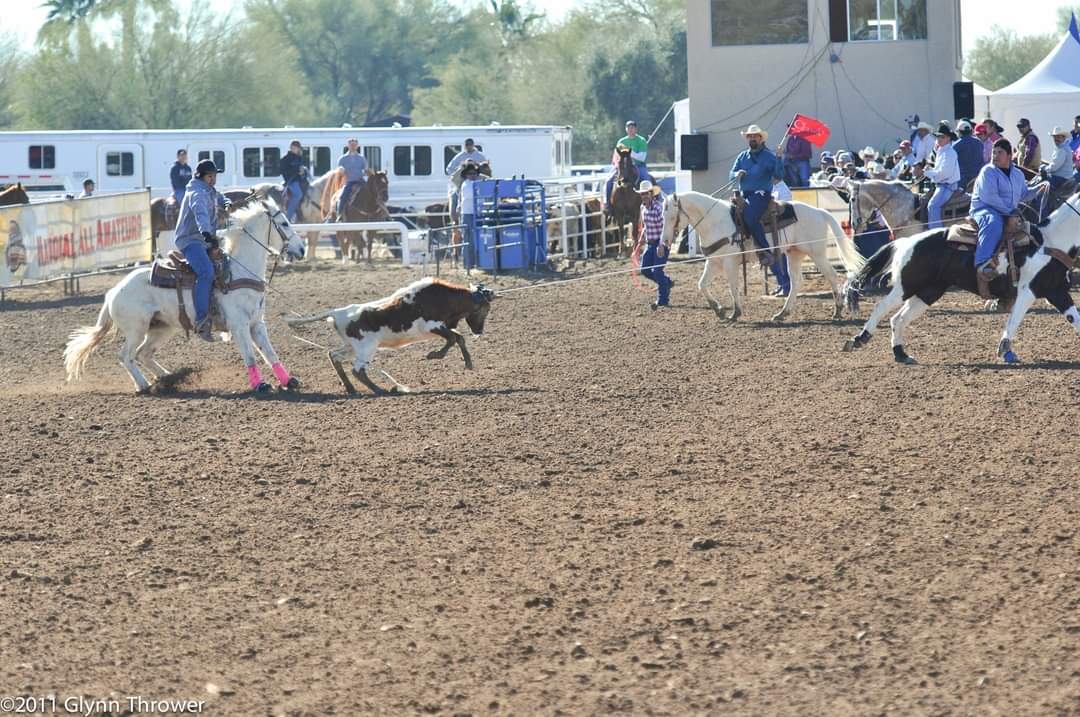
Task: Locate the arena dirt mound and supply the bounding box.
[147,366,198,395]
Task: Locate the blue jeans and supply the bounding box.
[181,241,214,325]
[786,159,810,188]
[973,208,1006,267]
[462,213,475,270]
[285,178,304,221]
[744,191,790,292]
[927,183,957,229]
[337,179,365,217]
[640,243,672,305]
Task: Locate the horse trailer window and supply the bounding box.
[29,145,56,169]
[197,150,226,173]
[393,146,412,175]
[364,146,382,171]
[445,145,461,170]
[106,151,134,176]
[312,146,331,175]
[413,146,432,176]
[262,147,281,177]
[242,148,260,177]
[555,140,562,166]
[564,140,571,166]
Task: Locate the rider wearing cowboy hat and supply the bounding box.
[731,123,790,295]
[911,121,935,164]
[174,159,228,341]
[914,125,961,229]
[634,180,673,308]
[1044,126,1074,188]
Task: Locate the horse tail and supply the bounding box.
[842,241,895,314]
[64,299,114,382]
[320,168,343,218]
[283,310,334,327]
[824,209,866,274]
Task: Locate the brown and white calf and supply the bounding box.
[285,278,495,395]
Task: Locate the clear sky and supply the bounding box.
[3,0,1072,54]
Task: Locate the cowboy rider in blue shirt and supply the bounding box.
[731,124,790,295]
[174,159,228,341]
[971,137,1039,279]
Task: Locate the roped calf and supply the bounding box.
[285,278,495,395]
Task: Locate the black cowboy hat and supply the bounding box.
[194,159,222,177]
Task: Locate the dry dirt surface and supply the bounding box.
[1,257,1079,717]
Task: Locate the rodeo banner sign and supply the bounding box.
[0,190,151,287]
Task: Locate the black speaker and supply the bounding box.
[681,134,708,171]
[953,82,975,121]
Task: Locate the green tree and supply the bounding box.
[247,0,467,126]
[964,27,1057,91]
[1057,5,1080,29]
[22,0,312,129]
[0,35,21,128]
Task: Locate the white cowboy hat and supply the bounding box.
[1050,126,1068,137]
[916,122,934,132]
[740,124,769,141]
[636,180,661,195]
[859,146,879,160]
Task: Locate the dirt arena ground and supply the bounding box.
[2,256,1079,717]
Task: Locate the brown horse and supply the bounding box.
[608,146,641,257]
[329,171,391,263]
[0,183,30,207]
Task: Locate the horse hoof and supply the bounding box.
[892,346,917,365]
[285,376,301,390]
[1003,351,1020,364]
[842,340,856,352]
[390,384,411,394]
[255,382,272,393]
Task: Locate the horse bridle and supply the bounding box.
[850,182,903,232]
[236,203,297,258]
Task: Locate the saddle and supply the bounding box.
[149,249,264,335]
[730,193,799,266]
[915,190,971,225]
[946,217,1031,301]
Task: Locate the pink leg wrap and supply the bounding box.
[247,365,263,389]
[271,362,291,385]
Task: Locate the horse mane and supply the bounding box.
[320,168,346,217]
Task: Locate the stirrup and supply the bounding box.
[195,318,214,342]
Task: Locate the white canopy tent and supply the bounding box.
[988,21,1080,135]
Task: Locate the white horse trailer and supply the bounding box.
[0,125,574,209]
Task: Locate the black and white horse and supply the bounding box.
[842,193,1080,364]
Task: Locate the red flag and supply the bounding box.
[788,113,831,147]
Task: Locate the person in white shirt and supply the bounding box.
[1044,127,1074,186]
[914,127,961,229]
[911,122,934,165]
[78,179,95,198]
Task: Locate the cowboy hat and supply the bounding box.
[636,180,661,195]
[1050,126,1068,137]
[916,121,934,132]
[740,124,769,141]
[858,146,879,160]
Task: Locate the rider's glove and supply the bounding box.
[202,231,219,249]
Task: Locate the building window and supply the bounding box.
[106,151,134,176]
[847,0,926,42]
[197,150,226,174]
[29,145,56,169]
[564,139,571,167]
[711,0,808,46]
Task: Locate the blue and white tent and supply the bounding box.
[988,15,1080,135]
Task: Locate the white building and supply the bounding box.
[685,0,962,191]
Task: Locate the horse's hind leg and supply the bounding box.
[119,332,152,393]
[889,297,930,364]
[811,245,845,320]
[135,326,177,379]
[843,284,904,352]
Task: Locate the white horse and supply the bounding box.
[64,197,307,393]
[661,191,866,321]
